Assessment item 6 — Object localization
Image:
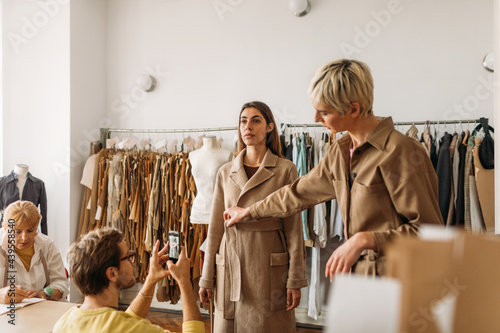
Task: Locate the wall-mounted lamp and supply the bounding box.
[289,0,310,17]
[137,74,157,92]
[483,51,494,72]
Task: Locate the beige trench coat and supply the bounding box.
[250,117,444,275]
[199,149,308,333]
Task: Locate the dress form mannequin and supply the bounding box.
[0,164,47,234]
[14,164,29,199]
[189,136,232,224]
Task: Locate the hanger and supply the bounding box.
[471,117,494,136]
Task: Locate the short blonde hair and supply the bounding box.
[308,59,374,116]
[4,200,41,229]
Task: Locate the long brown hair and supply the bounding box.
[237,101,283,157]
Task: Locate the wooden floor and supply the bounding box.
[146,309,323,332]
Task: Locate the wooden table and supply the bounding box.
[0,300,76,332]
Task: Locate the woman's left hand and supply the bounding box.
[286,288,301,311]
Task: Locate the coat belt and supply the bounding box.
[236,219,282,231]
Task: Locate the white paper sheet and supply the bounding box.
[326,275,401,333]
[0,298,45,316]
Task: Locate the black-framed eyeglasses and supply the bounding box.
[120,250,136,264]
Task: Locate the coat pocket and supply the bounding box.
[269,252,289,312]
[215,253,225,312]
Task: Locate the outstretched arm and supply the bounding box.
[225,156,336,226]
[129,240,170,318]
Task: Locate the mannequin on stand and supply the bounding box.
[15,164,29,198]
[0,164,48,235]
[189,136,232,224]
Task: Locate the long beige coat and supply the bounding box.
[199,148,308,333]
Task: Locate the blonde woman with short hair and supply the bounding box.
[0,200,68,303]
[225,59,444,278]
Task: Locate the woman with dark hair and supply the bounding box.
[199,101,307,332]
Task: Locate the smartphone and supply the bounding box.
[168,231,180,264]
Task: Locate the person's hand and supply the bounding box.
[166,246,191,288]
[146,240,171,284]
[223,206,250,227]
[286,288,301,311]
[325,232,376,280]
[0,285,28,304]
[25,289,47,299]
[199,287,213,306]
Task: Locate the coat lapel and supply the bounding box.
[229,151,248,191]
[238,148,278,201]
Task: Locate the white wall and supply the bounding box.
[69,0,107,301]
[2,0,70,262]
[105,0,494,130]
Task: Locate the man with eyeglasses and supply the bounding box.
[53,227,204,333]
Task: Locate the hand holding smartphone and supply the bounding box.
[168,231,180,264]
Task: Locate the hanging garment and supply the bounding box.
[477,118,494,169]
[78,154,98,236]
[296,134,310,241]
[292,135,298,165]
[452,133,462,204]
[445,134,458,226]
[308,240,322,320]
[455,136,467,226]
[436,133,452,223]
[307,135,328,320]
[463,140,475,230]
[77,148,203,305]
[312,136,328,247]
[107,153,123,230]
[0,171,48,235]
[285,134,294,161]
[420,126,438,169]
[331,200,344,241]
[405,125,419,142]
[473,138,495,233]
[468,174,486,233]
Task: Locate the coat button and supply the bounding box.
[351,172,357,178]
[355,150,361,155]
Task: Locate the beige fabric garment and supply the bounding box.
[200,149,307,333]
[473,138,495,232]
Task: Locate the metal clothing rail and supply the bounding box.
[103,126,238,134]
[100,126,238,148]
[282,119,481,128]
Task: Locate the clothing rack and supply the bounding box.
[282,119,481,128]
[100,126,238,148]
